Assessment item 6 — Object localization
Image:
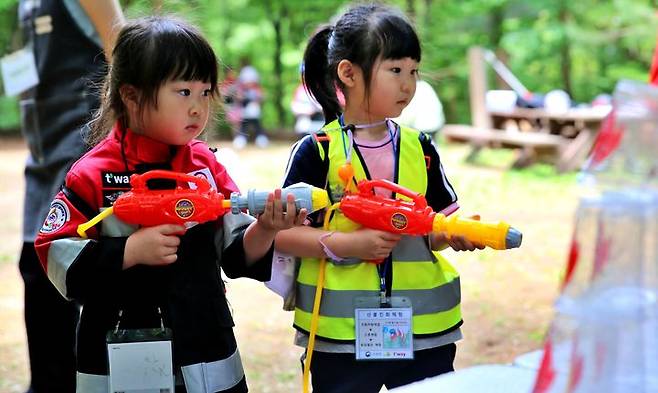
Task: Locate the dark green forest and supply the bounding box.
[1,0,657,135]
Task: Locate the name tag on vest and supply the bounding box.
[355,297,414,360]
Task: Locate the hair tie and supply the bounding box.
[327,27,336,52]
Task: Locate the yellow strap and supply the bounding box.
[76,206,114,238]
[303,202,340,393]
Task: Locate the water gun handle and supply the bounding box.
[432,214,522,250]
[129,169,212,193]
[357,179,427,209]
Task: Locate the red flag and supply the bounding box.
[650,35,658,85]
[532,339,557,393]
[588,110,623,167]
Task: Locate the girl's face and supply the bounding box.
[134,80,212,145]
[365,57,418,119]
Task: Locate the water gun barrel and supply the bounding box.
[432,214,522,250]
[230,182,329,216]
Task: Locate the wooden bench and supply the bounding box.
[442,124,568,169]
[459,47,608,172]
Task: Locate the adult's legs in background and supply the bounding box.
[247,118,269,148]
[19,242,78,393]
[235,119,269,148]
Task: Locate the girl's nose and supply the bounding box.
[401,79,413,93]
[190,104,200,116]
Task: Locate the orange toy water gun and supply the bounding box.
[76,170,329,238]
[338,179,522,249]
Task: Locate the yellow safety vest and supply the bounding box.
[293,120,462,341]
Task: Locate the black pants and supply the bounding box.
[238,118,265,138]
[308,343,456,393]
[19,242,78,393]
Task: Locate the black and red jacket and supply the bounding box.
[35,123,270,391]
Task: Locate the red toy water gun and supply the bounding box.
[76,170,328,238]
[339,179,522,250]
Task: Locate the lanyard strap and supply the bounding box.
[338,114,398,306]
[338,115,399,180]
[377,257,393,306]
[113,307,166,334]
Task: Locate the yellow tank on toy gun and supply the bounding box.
[431,213,521,250]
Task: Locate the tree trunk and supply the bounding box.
[218,0,233,67]
[489,4,504,48]
[489,5,507,89]
[406,0,416,21]
[423,0,433,36]
[272,12,286,128]
[559,2,572,95]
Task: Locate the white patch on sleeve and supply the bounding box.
[187,167,218,191]
[40,199,70,234]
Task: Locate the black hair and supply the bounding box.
[302,3,421,123]
[88,16,219,145]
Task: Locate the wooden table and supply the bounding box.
[443,106,610,172]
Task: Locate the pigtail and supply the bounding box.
[303,26,341,123]
[86,70,125,146]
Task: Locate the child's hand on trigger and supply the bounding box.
[345,228,402,261]
[123,224,186,269]
[256,189,308,232]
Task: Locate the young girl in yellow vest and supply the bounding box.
[276,3,483,392]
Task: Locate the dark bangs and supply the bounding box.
[354,8,421,99]
[163,26,219,89]
[374,15,421,62]
[122,17,219,109]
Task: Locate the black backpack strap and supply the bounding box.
[311,131,332,202]
[312,131,330,162]
[312,131,330,177]
[418,131,435,172]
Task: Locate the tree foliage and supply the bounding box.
[0,0,657,133]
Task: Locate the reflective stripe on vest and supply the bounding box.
[293,120,462,341]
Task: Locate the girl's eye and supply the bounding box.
[202,89,212,97]
[178,89,191,97]
[411,69,419,76]
[391,67,402,74]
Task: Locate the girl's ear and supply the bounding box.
[337,59,359,87]
[119,84,140,114]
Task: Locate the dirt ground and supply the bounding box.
[0,138,575,393]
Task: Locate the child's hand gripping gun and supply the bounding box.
[76,170,329,238]
[339,179,522,250]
